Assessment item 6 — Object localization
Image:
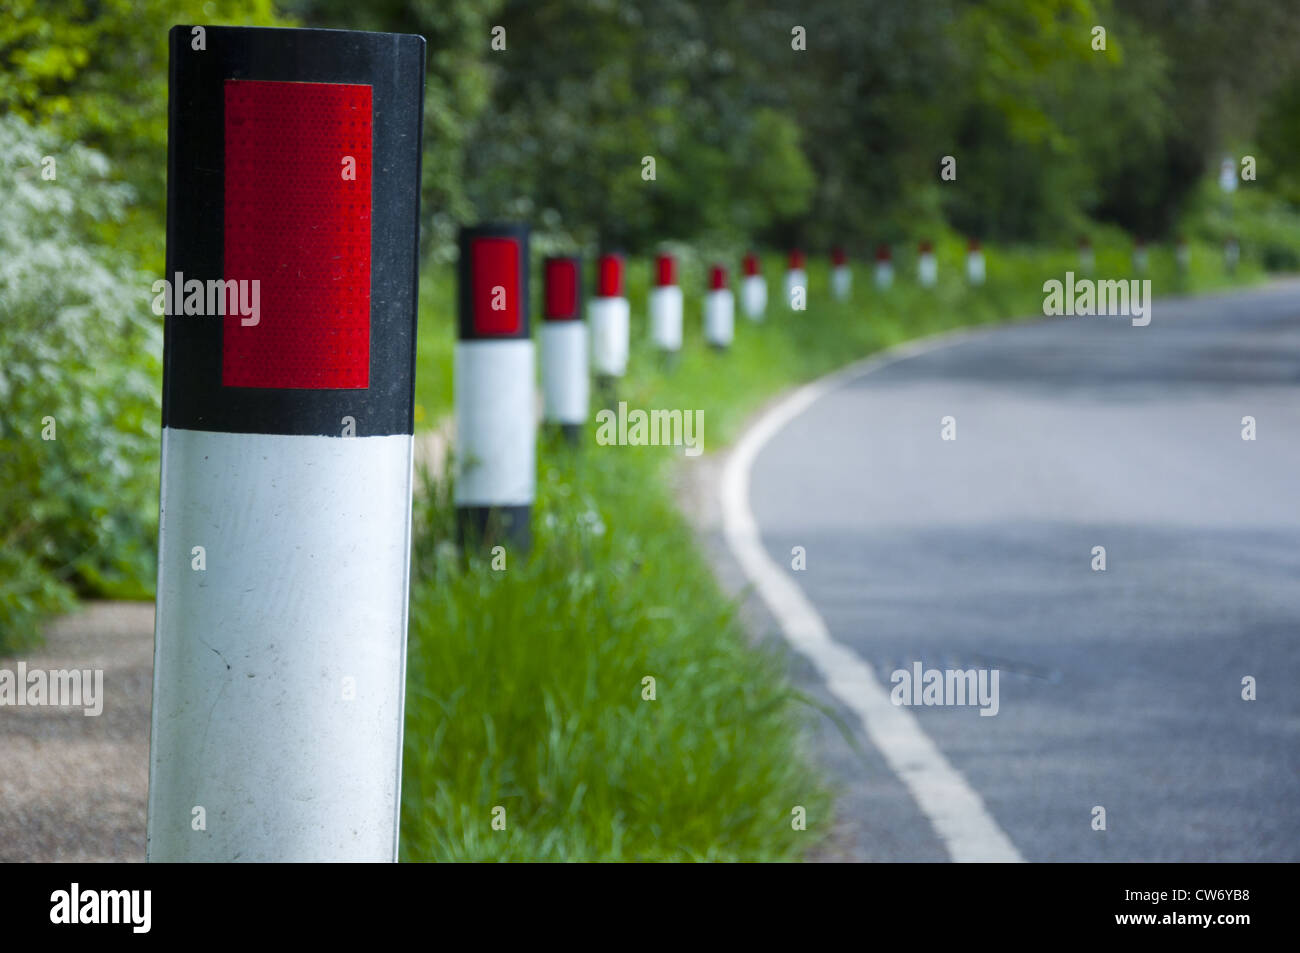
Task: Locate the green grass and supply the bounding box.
[399,237,1264,861]
[401,443,827,861]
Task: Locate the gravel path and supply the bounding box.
[1,601,154,862]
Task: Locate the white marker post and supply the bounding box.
[148,26,425,862]
[917,240,937,288]
[1133,237,1148,275]
[830,246,851,301]
[1079,237,1095,274]
[740,252,767,321]
[1219,156,1238,194]
[704,264,734,350]
[784,248,807,309]
[649,252,683,357]
[590,252,630,406]
[966,239,985,286]
[1225,236,1240,275]
[874,244,893,289]
[455,223,535,551]
[540,255,588,444]
[1175,236,1190,274]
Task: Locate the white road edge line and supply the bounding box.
[720,326,1025,863]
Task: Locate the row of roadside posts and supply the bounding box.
[451,228,1243,554]
[451,230,988,556]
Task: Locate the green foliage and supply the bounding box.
[457,0,818,252]
[1255,73,1300,209]
[0,115,160,652]
[280,0,505,252]
[0,0,284,266]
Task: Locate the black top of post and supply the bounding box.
[163,26,426,438]
[457,223,531,341]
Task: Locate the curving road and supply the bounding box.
[739,281,1300,861]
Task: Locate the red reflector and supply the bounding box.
[709,266,728,290]
[471,238,521,335]
[222,80,372,389]
[544,258,578,320]
[832,247,847,266]
[655,254,676,287]
[876,244,891,261]
[597,254,624,297]
[743,253,760,277]
[788,249,805,270]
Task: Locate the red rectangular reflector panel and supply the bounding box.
[544,258,578,320]
[655,254,676,287]
[471,238,521,335]
[598,255,624,297]
[222,80,372,389]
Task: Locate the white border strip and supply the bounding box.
[721,327,1024,862]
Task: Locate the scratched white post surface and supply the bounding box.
[649,285,683,350]
[453,339,536,506]
[148,428,413,862]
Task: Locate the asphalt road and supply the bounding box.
[747,281,1300,861]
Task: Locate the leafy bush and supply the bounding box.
[0,114,160,652]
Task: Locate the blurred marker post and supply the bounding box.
[1220,158,1237,271]
[455,223,535,552]
[740,252,767,321]
[966,239,985,286]
[649,251,683,363]
[830,246,851,301]
[590,252,630,407]
[1175,236,1190,274]
[1219,156,1238,194]
[917,240,937,287]
[1133,237,1148,275]
[1079,236,1095,273]
[540,255,588,444]
[875,244,893,289]
[148,25,426,862]
[784,248,807,309]
[704,264,734,350]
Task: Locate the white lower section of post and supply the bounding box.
[704,288,734,348]
[783,268,806,309]
[454,339,536,506]
[831,265,851,301]
[919,252,937,287]
[875,261,894,289]
[967,251,985,285]
[740,275,767,320]
[540,321,589,426]
[649,285,683,351]
[589,296,630,376]
[148,428,414,862]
